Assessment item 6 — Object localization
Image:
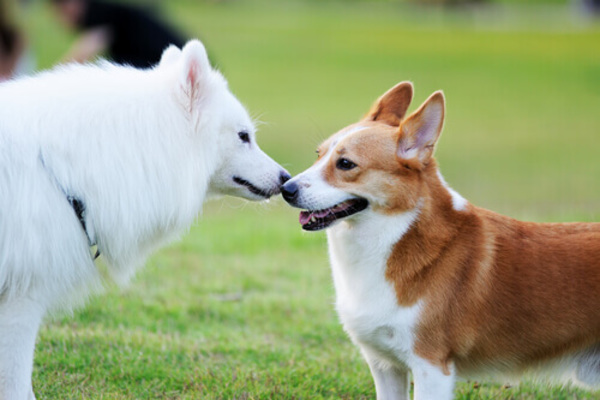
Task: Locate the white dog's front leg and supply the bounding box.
[362,348,410,400]
[0,297,44,400]
[412,357,455,400]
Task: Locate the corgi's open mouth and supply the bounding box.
[299,198,369,231]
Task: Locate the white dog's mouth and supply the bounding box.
[233,176,277,199]
[299,198,369,231]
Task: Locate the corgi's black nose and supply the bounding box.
[281,181,298,202]
[279,171,292,186]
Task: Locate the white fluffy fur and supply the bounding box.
[0,40,287,399]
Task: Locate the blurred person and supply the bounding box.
[50,0,186,68]
[0,0,33,81]
[581,0,600,14]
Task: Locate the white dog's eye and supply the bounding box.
[238,131,250,143]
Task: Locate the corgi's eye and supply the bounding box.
[238,131,250,143]
[336,158,357,171]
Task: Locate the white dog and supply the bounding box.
[0,40,289,399]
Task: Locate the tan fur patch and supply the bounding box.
[381,157,600,374]
[319,124,424,213]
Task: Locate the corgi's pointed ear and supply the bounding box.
[364,81,414,126]
[397,91,445,163]
[159,44,182,67]
[179,40,211,101]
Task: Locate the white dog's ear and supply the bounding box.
[397,90,445,164]
[364,81,414,126]
[179,40,211,102]
[159,45,182,67]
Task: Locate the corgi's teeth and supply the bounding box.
[311,216,317,223]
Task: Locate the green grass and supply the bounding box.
[21,0,600,398]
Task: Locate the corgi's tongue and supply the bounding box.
[298,201,357,225]
[297,199,369,231]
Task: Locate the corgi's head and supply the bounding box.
[282,82,446,230]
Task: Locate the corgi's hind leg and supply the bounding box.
[0,297,45,400]
[574,344,600,389]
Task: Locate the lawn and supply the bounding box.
[21,0,600,398]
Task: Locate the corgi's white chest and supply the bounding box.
[327,209,422,366]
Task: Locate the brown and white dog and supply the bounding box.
[281,82,600,399]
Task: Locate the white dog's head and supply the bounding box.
[159,41,290,201]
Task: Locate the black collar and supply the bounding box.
[39,153,100,260]
[67,196,100,260]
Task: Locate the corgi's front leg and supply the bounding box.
[0,297,44,400]
[362,348,410,400]
[412,357,455,400]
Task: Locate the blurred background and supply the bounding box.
[3,0,600,398]
[3,0,599,218]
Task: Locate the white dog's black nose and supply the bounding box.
[281,180,298,203]
[280,171,292,186]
